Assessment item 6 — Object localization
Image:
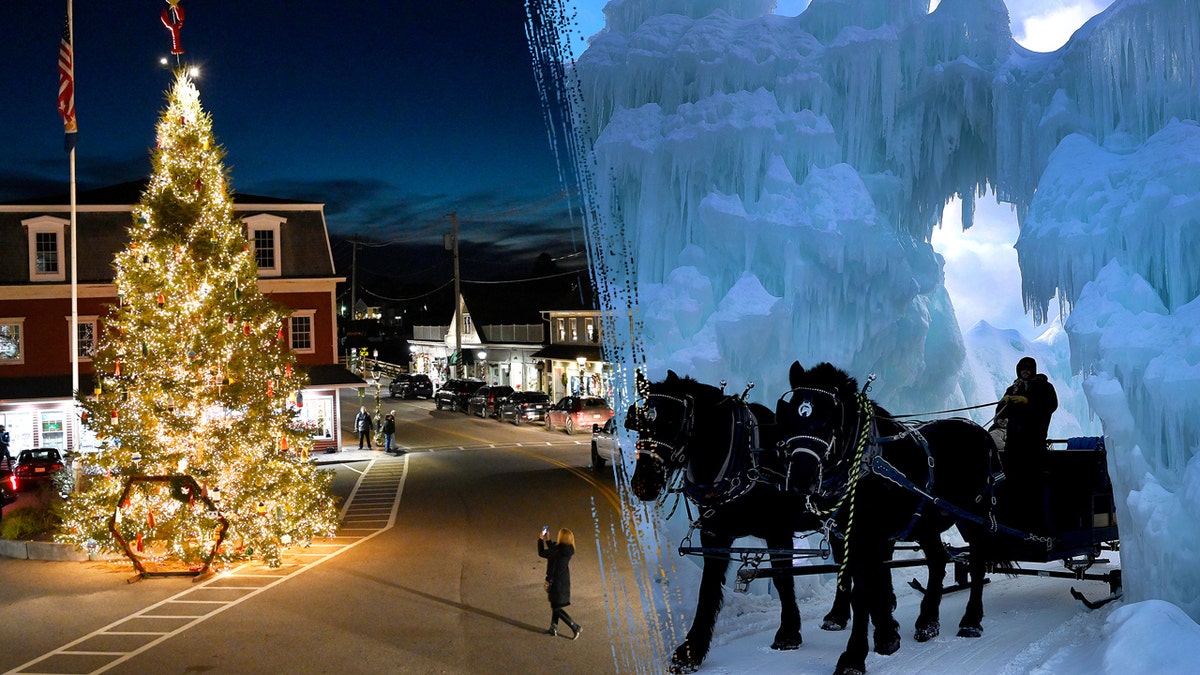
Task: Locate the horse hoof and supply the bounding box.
[833,661,866,675]
[957,625,983,638]
[670,645,702,674]
[914,620,940,642]
[770,634,802,651]
[821,618,847,631]
[874,635,901,656]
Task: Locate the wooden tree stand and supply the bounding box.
[107,474,229,584]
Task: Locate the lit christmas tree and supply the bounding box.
[58,71,340,568]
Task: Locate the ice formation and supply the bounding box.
[557,0,1200,630]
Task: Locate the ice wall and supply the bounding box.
[565,0,1200,620]
[577,0,1021,410]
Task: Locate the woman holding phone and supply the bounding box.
[537,526,581,639]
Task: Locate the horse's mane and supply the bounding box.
[791,362,858,395]
[787,361,899,419]
[661,370,725,401]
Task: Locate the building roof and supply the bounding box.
[460,271,595,328]
[0,180,337,282]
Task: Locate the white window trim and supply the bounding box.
[66,314,99,362]
[0,317,26,365]
[23,215,69,282]
[289,310,316,354]
[244,213,285,278]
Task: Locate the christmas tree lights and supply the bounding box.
[58,71,340,568]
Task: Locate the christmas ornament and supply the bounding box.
[157,292,165,307]
[148,510,156,528]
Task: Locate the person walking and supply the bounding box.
[0,424,10,471]
[382,411,397,453]
[354,407,373,450]
[538,526,581,639]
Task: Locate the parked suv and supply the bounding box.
[545,396,613,435]
[466,385,514,418]
[388,373,412,398]
[497,391,552,426]
[392,373,433,399]
[435,379,486,412]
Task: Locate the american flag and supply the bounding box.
[58,7,77,152]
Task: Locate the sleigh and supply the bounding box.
[721,436,1121,607]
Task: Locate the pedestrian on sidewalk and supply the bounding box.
[355,407,373,450]
[538,526,581,640]
[0,424,10,471]
[382,411,397,453]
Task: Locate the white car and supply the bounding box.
[590,418,623,472]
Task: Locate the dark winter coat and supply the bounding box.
[995,357,1058,455]
[355,412,373,433]
[382,416,396,435]
[538,539,574,608]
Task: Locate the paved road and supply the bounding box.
[0,390,661,674]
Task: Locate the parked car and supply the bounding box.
[466,385,514,418]
[591,417,622,471]
[545,396,613,435]
[497,391,552,426]
[1,469,15,510]
[9,448,66,491]
[388,373,412,398]
[434,378,486,412]
[396,373,434,399]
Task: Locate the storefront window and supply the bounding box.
[40,412,65,449]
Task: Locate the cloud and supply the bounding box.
[1007,1,1111,52]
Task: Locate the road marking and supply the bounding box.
[3,455,410,675]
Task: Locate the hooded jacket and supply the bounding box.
[995,357,1058,453]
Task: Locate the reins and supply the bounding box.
[883,400,1002,419]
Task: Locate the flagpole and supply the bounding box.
[67,0,80,455]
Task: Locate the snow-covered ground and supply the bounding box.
[666,549,1199,674]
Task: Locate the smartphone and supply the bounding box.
[541,525,549,537]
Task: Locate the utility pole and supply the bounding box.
[446,213,462,379]
[350,235,358,320]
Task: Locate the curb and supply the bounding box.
[0,537,119,562]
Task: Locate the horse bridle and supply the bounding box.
[627,392,695,467]
[778,386,845,456]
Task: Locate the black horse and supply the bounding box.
[627,370,857,673]
[775,362,1013,675]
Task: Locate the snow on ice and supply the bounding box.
[545,0,1200,671]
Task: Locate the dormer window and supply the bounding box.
[23,215,69,282]
[243,213,285,278]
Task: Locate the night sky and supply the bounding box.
[1,1,588,292]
